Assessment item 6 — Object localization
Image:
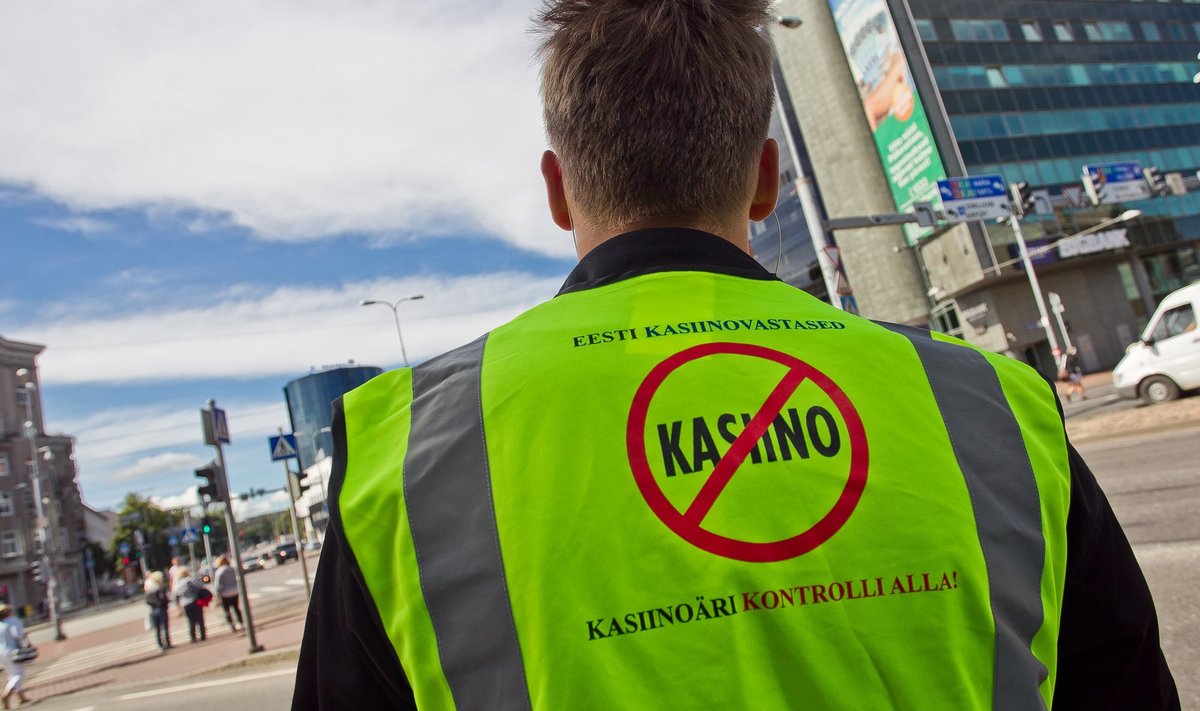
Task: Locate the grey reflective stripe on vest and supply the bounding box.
[884,323,1048,711]
[405,335,532,710]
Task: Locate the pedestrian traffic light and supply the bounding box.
[288,470,311,500]
[201,517,213,536]
[1144,166,1168,196]
[195,461,224,501]
[1009,181,1034,217]
[30,560,43,583]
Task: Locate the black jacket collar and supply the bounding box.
[557,228,777,296]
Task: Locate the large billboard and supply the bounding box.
[828,0,946,243]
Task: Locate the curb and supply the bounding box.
[1070,419,1200,445]
[187,645,301,678]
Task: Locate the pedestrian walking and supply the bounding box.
[1064,347,1087,401]
[167,556,184,591]
[0,605,30,709]
[214,556,243,632]
[172,566,210,643]
[144,571,172,652]
[293,0,1177,708]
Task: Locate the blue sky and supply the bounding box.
[0,1,578,515]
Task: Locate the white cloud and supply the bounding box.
[30,216,113,234]
[150,486,292,521]
[11,272,561,385]
[0,1,567,256]
[57,401,290,464]
[113,452,207,482]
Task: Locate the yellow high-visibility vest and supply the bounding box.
[338,267,1069,710]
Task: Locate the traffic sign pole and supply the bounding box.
[278,428,312,601]
[183,510,197,566]
[206,400,264,654]
[1008,215,1061,368]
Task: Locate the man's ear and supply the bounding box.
[541,150,573,231]
[748,139,780,222]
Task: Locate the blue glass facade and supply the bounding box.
[283,365,383,469]
[910,0,1200,298]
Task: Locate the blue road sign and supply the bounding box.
[1083,161,1150,204]
[269,433,299,461]
[937,174,1012,223]
[118,541,131,556]
[937,174,1007,200]
[213,408,231,444]
[181,528,198,545]
[168,535,179,547]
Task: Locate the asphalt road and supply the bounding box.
[1078,424,1200,708]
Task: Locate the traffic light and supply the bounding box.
[195,461,224,502]
[1009,181,1034,217]
[1144,166,1168,196]
[288,470,312,500]
[30,560,43,583]
[201,517,213,536]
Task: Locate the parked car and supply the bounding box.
[1113,282,1200,404]
[241,555,267,574]
[273,542,299,564]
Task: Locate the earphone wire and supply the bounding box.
[772,210,783,275]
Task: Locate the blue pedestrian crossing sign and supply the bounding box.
[181,528,198,545]
[168,535,179,547]
[269,433,299,461]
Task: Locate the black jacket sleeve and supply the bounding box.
[1053,441,1179,709]
[292,400,417,711]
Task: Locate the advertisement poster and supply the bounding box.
[828,0,946,243]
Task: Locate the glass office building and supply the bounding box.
[911,1,1200,309]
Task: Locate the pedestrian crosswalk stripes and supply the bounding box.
[28,635,159,685]
[28,619,244,686]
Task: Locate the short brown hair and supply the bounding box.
[535,0,775,228]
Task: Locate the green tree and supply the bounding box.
[110,493,174,575]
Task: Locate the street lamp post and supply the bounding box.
[1007,209,1141,370]
[14,370,64,641]
[360,295,425,367]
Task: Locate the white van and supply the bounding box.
[1113,282,1200,403]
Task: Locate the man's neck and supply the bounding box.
[573,219,751,259]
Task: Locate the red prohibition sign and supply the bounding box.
[627,342,869,563]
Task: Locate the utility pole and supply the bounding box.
[202,401,264,654]
[278,429,312,601]
[1008,215,1061,369]
[15,371,64,641]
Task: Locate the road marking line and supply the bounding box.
[285,579,305,586]
[248,593,262,600]
[63,707,95,711]
[259,585,286,593]
[116,668,294,700]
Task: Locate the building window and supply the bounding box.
[0,493,11,518]
[986,66,1007,87]
[1084,21,1133,42]
[1021,20,1043,42]
[1141,22,1162,41]
[1053,21,1075,41]
[0,532,20,558]
[1166,22,1191,41]
[950,19,1010,42]
[1151,305,1197,342]
[914,18,937,42]
[0,453,7,477]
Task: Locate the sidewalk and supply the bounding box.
[23,605,307,703]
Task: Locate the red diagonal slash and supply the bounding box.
[681,367,808,527]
